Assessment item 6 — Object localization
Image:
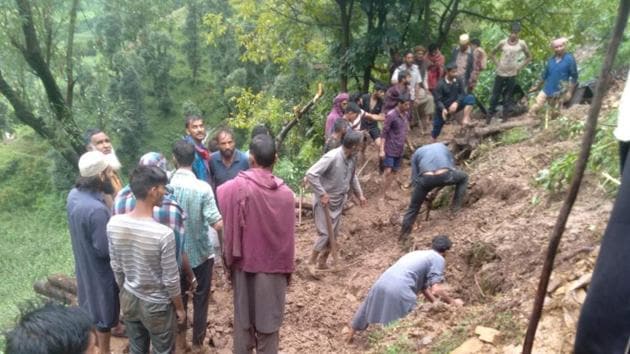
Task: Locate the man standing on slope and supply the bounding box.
[185,115,214,187]
[210,128,250,188]
[108,165,185,353]
[67,151,119,354]
[217,134,296,354]
[170,140,224,353]
[306,130,366,269]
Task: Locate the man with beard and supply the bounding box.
[210,128,250,188]
[306,130,366,270]
[433,62,477,137]
[384,70,411,113]
[170,140,223,353]
[67,151,119,354]
[184,115,214,187]
[84,129,123,207]
[217,134,296,354]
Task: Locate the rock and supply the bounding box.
[345,293,357,302]
[420,336,433,346]
[475,326,501,344]
[450,338,484,354]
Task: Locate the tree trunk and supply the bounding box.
[336,0,354,92]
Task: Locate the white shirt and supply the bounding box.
[614,70,630,142]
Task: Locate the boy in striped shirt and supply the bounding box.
[108,165,185,354]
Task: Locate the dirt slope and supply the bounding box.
[110,102,616,354]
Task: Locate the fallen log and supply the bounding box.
[47,274,77,295]
[450,118,539,161]
[33,279,77,305]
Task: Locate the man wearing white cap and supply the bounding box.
[450,33,474,91]
[84,129,124,208]
[529,37,578,113]
[67,150,119,354]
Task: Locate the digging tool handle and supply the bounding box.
[298,187,304,225]
[323,205,339,265]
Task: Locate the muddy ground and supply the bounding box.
[110,95,619,353]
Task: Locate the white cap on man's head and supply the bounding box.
[78,151,109,177]
[459,33,470,45]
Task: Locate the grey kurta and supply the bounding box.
[306,147,363,251]
[351,250,445,330]
[67,188,119,329]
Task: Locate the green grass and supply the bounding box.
[0,130,75,332]
[499,127,531,145]
[0,198,74,329]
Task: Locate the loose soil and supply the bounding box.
[111,95,621,353]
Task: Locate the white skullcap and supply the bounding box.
[459,33,470,45]
[78,151,109,177]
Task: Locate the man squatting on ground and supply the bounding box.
[347,235,463,342]
[306,130,367,269]
[170,140,224,352]
[432,62,476,138]
[67,151,119,354]
[528,37,578,114]
[400,143,468,240]
[217,134,296,354]
[107,165,185,354]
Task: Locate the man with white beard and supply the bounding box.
[84,129,124,207]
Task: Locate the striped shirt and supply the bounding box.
[107,214,181,304]
[170,169,222,268]
[113,185,186,266]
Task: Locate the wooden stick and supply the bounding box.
[298,187,304,225]
[357,157,372,177]
[323,206,339,266]
[522,2,629,352]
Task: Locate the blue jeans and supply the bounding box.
[400,170,469,236]
[432,95,476,138]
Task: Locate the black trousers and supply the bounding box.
[574,148,630,353]
[401,170,468,236]
[181,258,214,346]
[619,141,630,177]
[488,75,517,116]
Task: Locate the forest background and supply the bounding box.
[0,0,627,338]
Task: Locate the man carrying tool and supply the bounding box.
[400,143,468,240]
[306,130,366,270]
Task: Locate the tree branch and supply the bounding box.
[458,9,522,23]
[65,0,80,108]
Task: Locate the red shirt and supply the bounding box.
[217,168,295,274]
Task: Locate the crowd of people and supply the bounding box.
[4,22,596,354]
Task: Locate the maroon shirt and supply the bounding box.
[217,168,295,274]
[382,108,409,157]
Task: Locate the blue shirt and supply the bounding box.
[184,135,212,186]
[542,53,578,96]
[411,143,456,182]
[210,150,250,187]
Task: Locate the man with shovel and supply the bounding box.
[306,130,367,270]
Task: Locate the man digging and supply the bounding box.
[306,130,366,271]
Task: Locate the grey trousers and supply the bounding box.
[232,271,288,354]
[121,288,176,354]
